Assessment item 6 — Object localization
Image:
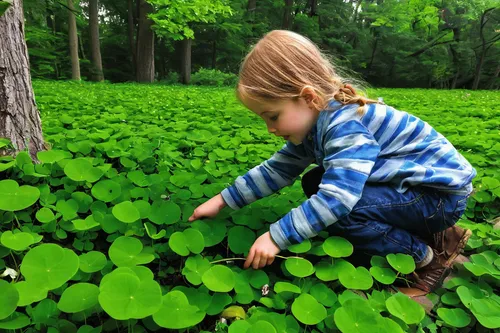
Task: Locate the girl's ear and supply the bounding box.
[301,87,317,105]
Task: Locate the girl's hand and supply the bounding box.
[244,231,281,269]
[188,193,226,222]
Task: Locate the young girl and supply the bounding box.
[188,30,476,293]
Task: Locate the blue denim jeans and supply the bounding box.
[301,166,472,265]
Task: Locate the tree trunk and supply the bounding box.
[181,38,192,85]
[368,37,378,70]
[282,0,293,30]
[136,0,154,82]
[307,0,317,17]
[0,0,45,159]
[67,0,80,80]
[127,0,137,77]
[212,31,217,69]
[486,63,499,90]
[247,0,256,21]
[89,0,104,81]
[472,8,494,90]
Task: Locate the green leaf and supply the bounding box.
[274,282,301,294]
[79,251,107,273]
[20,243,79,291]
[470,298,500,329]
[285,257,315,278]
[57,283,100,313]
[291,293,327,325]
[228,226,255,255]
[0,312,30,330]
[369,266,397,284]
[98,269,162,320]
[112,201,141,223]
[108,236,154,267]
[339,266,373,290]
[1,230,35,251]
[323,236,353,258]
[0,180,40,211]
[0,280,19,320]
[14,281,47,306]
[36,207,55,223]
[184,228,205,254]
[287,239,311,253]
[386,253,416,274]
[202,265,235,292]
[148,201,181,225]
[437,307,471,328]
[385,293,425,325]
[152,290,205,329]
[91,180,121,202]
[169,232,190,256]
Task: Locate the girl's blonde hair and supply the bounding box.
[236,30,381,115]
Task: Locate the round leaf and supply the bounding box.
[152,290,205,329]
[386,293,425,325]
[291,293,327,325]
[323,236,353,258]
[202,265,235,292]
[437,308,471,328]
[112,201,141,223]
[0,280,19,320]
[386,253,415,274]
[285,258,315,278]
[0,180,40,211]
[58,283,99,313]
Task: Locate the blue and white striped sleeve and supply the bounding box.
[269,119,381,250]
[220,141,315,210]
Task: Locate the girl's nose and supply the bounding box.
[268,126,276,134]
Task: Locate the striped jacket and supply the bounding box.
[221,100,476,250]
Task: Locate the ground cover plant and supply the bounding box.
[0,81,499,333]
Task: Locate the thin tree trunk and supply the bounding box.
[472,8,494,90]
[46,2,59,79]
[352,0,362,23]
[247,0,256,21]
[212,31,217,69]
[181,38,192,84]
[127,0,137,77]
[67,0,80,80]
[368,38,378,70]
[89,0,104,81]
[486,63,499,90]
[136,0,154,82]
[0,0,45,159]
[282,0,293,30]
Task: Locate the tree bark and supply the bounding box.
[486,63,499,90]
[136,0,154,82]
[181,38,192,85]
[282,0,293,30]
[89,0,104,81]
[127,0,137,77]
[247,0,256,21]
[472,8,494,90]
[67,0,80,80]
[0,0,45,159]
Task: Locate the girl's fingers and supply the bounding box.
[252,253,261,270]
[266,256,274,266]
[259,256,268,269]
[244,249,255,269]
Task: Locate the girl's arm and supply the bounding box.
[220,141,315,210]
[269,119,381,250]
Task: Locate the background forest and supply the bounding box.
[22,0,499,90]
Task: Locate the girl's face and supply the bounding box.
[242,96,320,145]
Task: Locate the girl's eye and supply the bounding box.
[270,115,279,121]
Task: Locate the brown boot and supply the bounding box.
[407,248,451,293]
[431,225,472,267]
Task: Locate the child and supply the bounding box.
[188,30,476,293]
